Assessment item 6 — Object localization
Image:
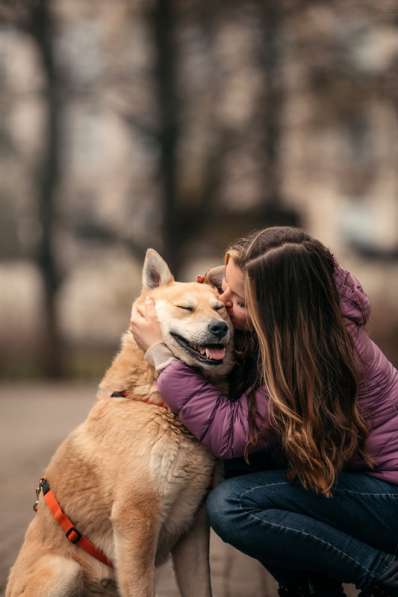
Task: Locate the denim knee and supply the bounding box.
[206,479,241,542]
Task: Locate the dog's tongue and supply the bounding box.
[205,347,226,360]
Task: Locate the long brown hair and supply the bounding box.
[231,227,371,496]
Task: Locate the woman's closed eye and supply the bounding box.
[221,278,245,308]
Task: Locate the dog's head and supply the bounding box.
[137,249,234,380]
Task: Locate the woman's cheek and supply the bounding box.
[239,305,251,328]
[230,307,249,330]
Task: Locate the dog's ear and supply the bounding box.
[142,249,174,288]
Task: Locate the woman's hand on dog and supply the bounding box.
[130,298,163,352]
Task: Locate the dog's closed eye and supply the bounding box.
[176,305,194,312]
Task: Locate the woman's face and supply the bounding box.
[219,258,250,330]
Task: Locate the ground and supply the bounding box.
[0,382,357,597]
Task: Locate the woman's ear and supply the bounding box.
[204,265,225,291]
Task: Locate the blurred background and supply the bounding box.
[1,0,398,379]
[0,0,397,595]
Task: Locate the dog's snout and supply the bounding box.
[208,320,228,339]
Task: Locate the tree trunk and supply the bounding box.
[30,0,64,377]
[261,1,283,206]
[257,0,300,227]
[149,0,181,276]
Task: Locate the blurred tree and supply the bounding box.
[260,1,284,206]
[149,0,180,274]
[258,0,300,226]
[29,0,65,377]
[146,0,233,275]
[3,0,66,377]
[1,0,397,377]
[144,0,301,276]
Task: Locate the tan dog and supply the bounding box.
[6,250,234,597]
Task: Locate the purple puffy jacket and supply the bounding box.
[157,264,398,485]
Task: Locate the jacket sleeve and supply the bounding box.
[157,361,270,459]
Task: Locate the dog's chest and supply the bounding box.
[144,414,214,559]
[148,418,213,503]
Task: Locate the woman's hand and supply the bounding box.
[147,382,166,407]
[130,297,163,352]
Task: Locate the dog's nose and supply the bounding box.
[208,320,228,339]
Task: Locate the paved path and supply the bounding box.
[0,383,356,597]
[0,382,277,597]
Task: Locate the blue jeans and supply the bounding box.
[207,465,398,590]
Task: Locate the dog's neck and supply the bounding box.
[97,329,230,402]
[97,331,156,401]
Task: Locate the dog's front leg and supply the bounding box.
[112,501,159,597]
[171,503,212,597]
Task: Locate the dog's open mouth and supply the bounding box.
[171,332,227,365]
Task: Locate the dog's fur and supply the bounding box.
[6,250,234,597]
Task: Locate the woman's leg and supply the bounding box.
[223,460,316,593]
[207,470,398,591]
[223,457,346,594]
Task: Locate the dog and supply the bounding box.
[6,249,234,597]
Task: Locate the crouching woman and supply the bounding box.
[131,227,398,597]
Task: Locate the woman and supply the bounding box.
[131,227,398,597]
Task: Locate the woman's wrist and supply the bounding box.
[144,342,177,372]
